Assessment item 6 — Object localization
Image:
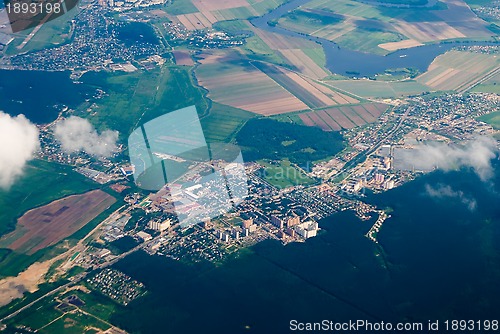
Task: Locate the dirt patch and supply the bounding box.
[1,190,116,255]
[0,259,53,307]
[173,50,194,66]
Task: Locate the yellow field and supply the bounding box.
[416,51,500,92]
[196,51,308,115]
[279,49,329,79]
[172,0,288,29]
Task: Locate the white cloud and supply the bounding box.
[0,112,40,189]
[399,136,498,181]
[54,116,118,157]
[425,184,477,212]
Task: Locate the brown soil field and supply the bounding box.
[3,190,116,255]
[368,103,389,117]
[324,107,355,128]
[299,113,315,126]
[339,106,367,126]
[173,51,194,66]
[192,0,248,12]
[307,112,332,131]
[298,103,388,131]
[353,105,377,123]
[196,53,309,115]
[177,13,212,30]
[316,110,342,131]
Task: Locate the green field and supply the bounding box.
[478,111,500,129]
[471,71,500,94]
[80,66,208,140]
[200,103,254,143]
[165,0,199,15]
[0,160,125,278]
[335,28,404,55]
[41,312,110,334]
[279,9,404,55]
[0,160,96,237]
[471,84,500,94]
[5,7,79,56]
[416,51,500,92]
[326,80,430,98]
[213,20,291,66]
[5,288,122,333]
[277,0,489,55]
[304,0,446,22]
[258,159,316,188]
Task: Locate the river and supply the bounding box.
[251,0,499,77]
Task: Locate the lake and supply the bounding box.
[109,164,500,334]
[0,70,94,124]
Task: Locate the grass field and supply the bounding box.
[258,159,316,188]
[200,103,254,143]
[166,0,199,15]
[3,275,123,332]
[469,70,500,94]
[80,66,208,140]
[325,79,429,98]
[0,160,97,238]
[4,6,79,56]
[0,160,123,278]
[416,50,500,93]
[0,190,116,255]
[478,111,500,129]
[335,28,404,55]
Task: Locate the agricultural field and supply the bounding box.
[254,62,359,108]
[79,66,208,139]
[258,159,316,189]
[298,103,389,131]
[278,9,405,55]
[195,49,361,116]
[0,160,97,238]
[200,102,254,142]
[168,0,288,29]
[0,190,116,255]
[478,111,500,129]
[325,79,429,98]
[4,289,119,334]
[213,18,330,78]
[416,50,500,92]
[276,0,493,54]
[1,5,79,56]
[471,71,500,94]
[248,24,330,78]
[173,50,194,66]
[195,51,309,115]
